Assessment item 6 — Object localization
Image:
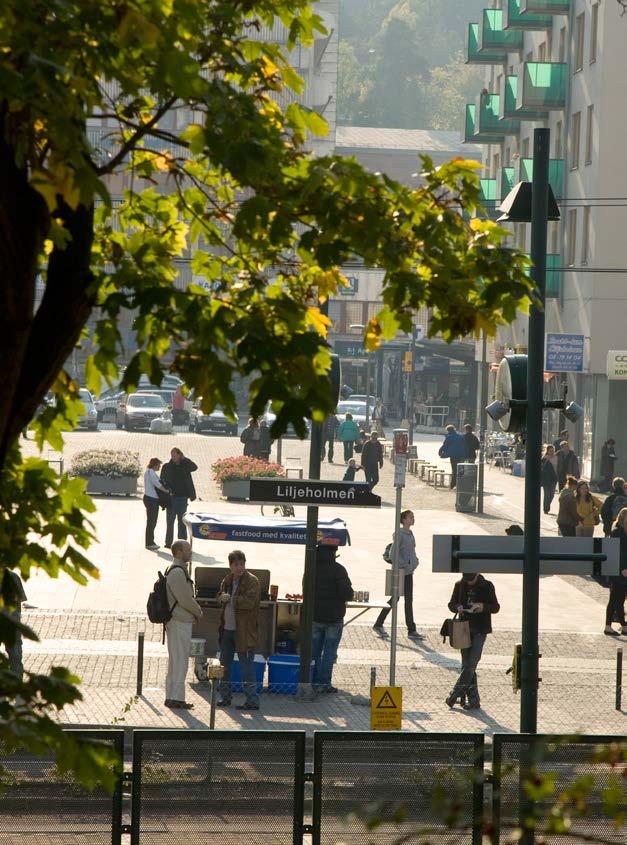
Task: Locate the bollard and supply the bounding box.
[136,631,144,697]
[616,647,623,711]
[370,666,376,690]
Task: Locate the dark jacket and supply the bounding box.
[447,575,499,635]
[161,457,197,499]
[464,432,480,460]
[608,528,627,589]
[439,431,466,460]
[361,439,383,468]
[557,488,579,528]
[313,548,354,623]
[540,457,558,487]
[322,415,338,440]
[240,424,262,457]
[343,465,364,481]
[259,425,271,456]
[601,493,627,535]
[556,449,579,484]
[600,443,617,480]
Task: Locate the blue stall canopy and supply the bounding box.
[185,512,350,546]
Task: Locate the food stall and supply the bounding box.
[184,511,386,677]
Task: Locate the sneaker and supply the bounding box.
[373,624,385,633]
[166,700,194,710]
[604,627,620,636]
[323,685,339,694]
[236,703,260,711]
[462,702,481,711]
[408,631,424,640]
[146,543,159,550]
[216,699,232,707]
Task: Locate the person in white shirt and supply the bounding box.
[165,541,202,709]
[143,458,170,550]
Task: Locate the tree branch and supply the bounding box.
[95,97,178,175]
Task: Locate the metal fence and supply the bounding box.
[130,729,305,845]
[0,729,124,845]
[312,732,485,845]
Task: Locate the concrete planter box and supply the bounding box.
[84,476,138,496]
[221,479,251,501]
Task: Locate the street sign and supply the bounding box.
[393,455,407,488]
[545,333,585,373]
[606,350,627,380]
[248,478,381,508]
[403,351,413,373]
[370,686,402,730]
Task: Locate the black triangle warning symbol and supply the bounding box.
[376,690,397,709]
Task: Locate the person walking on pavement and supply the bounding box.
[575,480,602,537]
[605,508,627,636]
[554,428,569,451]
[541,444,558,515]
[338,412,361,463]
[161,448,197,548]
[321,414,338,463]
[258,418,272,461]
[601,477,627,536]
[143,457,170,550]
[374,510,422,640]
[556,440,579,490]
[372,398,386,437]
[445,572,500,710]
[463,424,480,463]
[557,475,580,536]
[438,424,466,489]
[311,546,354,693]
[4,569,27,680]
[343,458,364,481]
[600,439,617,492]
[361,431,384,489]
[217,550,261,710]
[164,541,202,710]
[240,417,262,457]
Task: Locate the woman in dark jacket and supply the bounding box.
[540,444,558,514]
[606,508,627,635]
[240,417,262,457]
[600,476,627,536]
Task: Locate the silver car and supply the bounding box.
[78,389,99,431]
[335,400,368,429]
[116,393,166,431]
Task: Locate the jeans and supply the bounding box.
[7,608,23,681]
[342,441,354,461]
[450,458,460,488]
[219,629,259,706]
[165,496,188,547]
[363,463,379,489]
[374,573,416,633]
[605,580,626,626]
[311,621,344,689]
[451,631,487,706]
[321,437,334,462]
[543,484,556,514]
[144,495,160,546]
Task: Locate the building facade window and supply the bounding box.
[559,27,567,62]
[582,207,590,265]
[567,210,578,267]
[585,105,594,165]
[522,137,530,159]
[493,151,500,179]
[590,4,598,64]
[575,13,585,72]
[538,42,546,62]
[571,111,581,170]
[555,120,563,158]
[550,221,559,256]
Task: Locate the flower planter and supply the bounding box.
[84,476,138,496]
[221,479,251,501]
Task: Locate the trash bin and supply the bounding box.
[455,462,477,513]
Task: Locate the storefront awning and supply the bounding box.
[185,513,350,546]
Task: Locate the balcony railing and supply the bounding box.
[516,157,565,198]
[476,93,520,136]
[521,0,570,14]
[500,75,548,121]
[503,0,552,30]
[480,10,524,51]
[466,23,507,64]
[464,104,505,144]
[497,166,516,202]
[516,62,567,110]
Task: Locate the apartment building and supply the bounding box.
[463,0,627,478]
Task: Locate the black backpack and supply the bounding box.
[382,543,393,563]
[147,569,179,624]
[611,496,627,521]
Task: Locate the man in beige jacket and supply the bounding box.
[165,540,202,709]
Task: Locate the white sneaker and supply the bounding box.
[146,543,159,550]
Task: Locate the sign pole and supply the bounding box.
[389,429,408,686]
[477,333,488,514]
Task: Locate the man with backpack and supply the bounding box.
[163,541,202,710]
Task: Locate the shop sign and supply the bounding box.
[607,350,627,380]
[545,333,585,373]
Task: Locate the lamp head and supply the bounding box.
[486,400,509,422]
[497,181,561,223]
[564,401,583,423]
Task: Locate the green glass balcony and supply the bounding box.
[500,75,548,121]
[497,166,516,202]
[516,62,567,111]
[464,104,505,144]
[525,253,562,298]
[503,0,552,30]
[516,157,565,198]
[479,178,499,219]
[521,1,570,14]
[476,93,520,136]
[466,23,507,64]
[480,10,524,51]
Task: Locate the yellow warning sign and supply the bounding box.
[370,686,402,730]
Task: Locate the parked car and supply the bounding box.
[349,395,375,410]
[78,389,99,431]
[116,393,167,431]
[335,400,368,429]
[135,384,192,423]
[95,387,126,421]
[189,400,238,435]
[263,403,310,438]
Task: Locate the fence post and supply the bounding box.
[370,666,376,690]
[616,647,623,711]
[209,678,217,729]
[136,632,144,697]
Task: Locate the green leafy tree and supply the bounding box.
[0,0,531,786]
[424,52,483,131]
